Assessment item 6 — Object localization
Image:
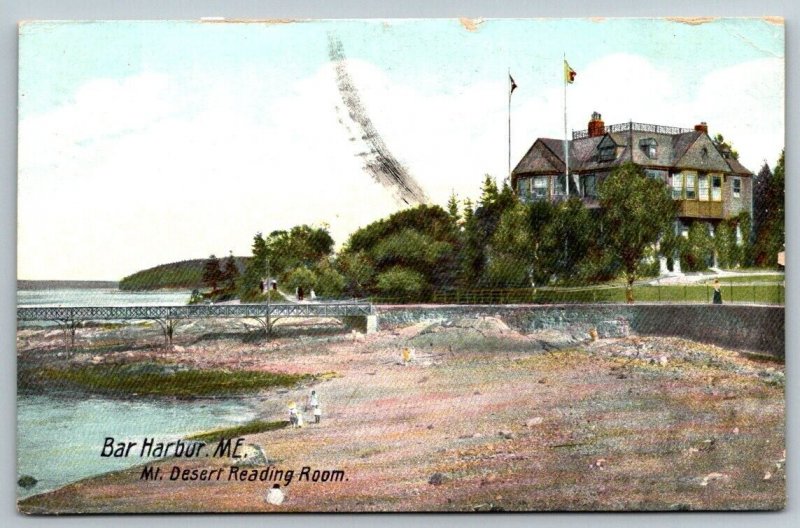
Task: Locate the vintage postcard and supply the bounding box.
[17,18,785,513]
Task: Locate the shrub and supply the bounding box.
[375,267,426,301]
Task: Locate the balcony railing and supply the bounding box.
[675,200,724,219]
[573,122,693,140]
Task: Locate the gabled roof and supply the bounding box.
[512,124,752,177]
[726,156,754,176]
[673,133,731,172]
[512,139,564,174]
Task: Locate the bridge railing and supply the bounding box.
[17,302,373,322]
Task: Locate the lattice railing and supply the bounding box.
[17,302,373,321]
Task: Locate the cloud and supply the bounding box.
[17,53,784,280]
[510,53,783,172]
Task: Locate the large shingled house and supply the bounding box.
[511,112,753,237]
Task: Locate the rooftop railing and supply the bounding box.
[573,122,694,140]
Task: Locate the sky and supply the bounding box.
[17,18,784,280]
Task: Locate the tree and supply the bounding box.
[753,150,784,267]
[752,162,772,239]
[202,254,224,292]
[238,233,268,301]
[336,251,375,297]
[599,162,676,301]
[266,224,335,276]
[539,198,594,283]
[220,251,239,292]
[712,133,739,160]
[714,221,738,269]
[447,191,460,224]
[315,259,346,298]
[339,204,460,301]
[462,198,474,224]
[284,266,318,293]
[681,222,714,272]
[375,267,426,300]
[461,178,516,287]
[485,202,535,287]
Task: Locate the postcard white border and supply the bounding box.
[2,1,796,528]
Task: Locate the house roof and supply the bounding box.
[512,123,753,178]
[725,156,754,176]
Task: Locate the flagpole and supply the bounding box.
[508,68,512,180]
[563,54,568,198]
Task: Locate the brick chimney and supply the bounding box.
[588,111,605,138]
[694,121,708,134]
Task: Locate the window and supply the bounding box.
[517,177,532,200]
[685,173,696,200]
[712,175,722,201]
[639,138,657,159]
[671,173,683,199]
[553,175,566,195]
[598,146,615,161]
[645,169,663,181]
[532,176,548,199]
[582,174,598,198]
[698,174,709,201]
[733,177,741,198]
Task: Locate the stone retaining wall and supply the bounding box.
[375,304,784,359]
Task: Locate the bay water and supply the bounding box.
[17,286,259,499]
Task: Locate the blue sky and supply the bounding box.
[18,18,784,280]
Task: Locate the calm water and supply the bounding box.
[17,394,259,499]
[17,287,256,499]
[17,287,192,307]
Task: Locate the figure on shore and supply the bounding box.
[288,402,298,428]
[402,347,415,366]
[266,483,284,505]
[307,390,319,411]
[712,279,723,304]
[307,390,321,423]
[298,286,304,301]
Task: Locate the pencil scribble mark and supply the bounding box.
[328,33,429,207]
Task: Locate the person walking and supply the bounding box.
[712,279,723,304]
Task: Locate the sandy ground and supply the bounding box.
[17,316,785,513]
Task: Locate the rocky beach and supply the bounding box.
[17,315,785,513]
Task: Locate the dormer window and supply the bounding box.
[598,145,615,161]
[639,137,657,159]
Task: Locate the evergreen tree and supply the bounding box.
[461,179,516,287]
[238,233,268,301]
[753,150,785,267]
[221,251,240,292]
[462,198,474,224]
[447,191,460,224]
[202,254,224,292]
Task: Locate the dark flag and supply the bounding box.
[509,74,518,95]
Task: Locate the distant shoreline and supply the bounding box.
[18,280,119,290]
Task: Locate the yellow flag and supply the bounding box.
[564,60,576,84]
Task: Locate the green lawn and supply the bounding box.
[420,282,784,305]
